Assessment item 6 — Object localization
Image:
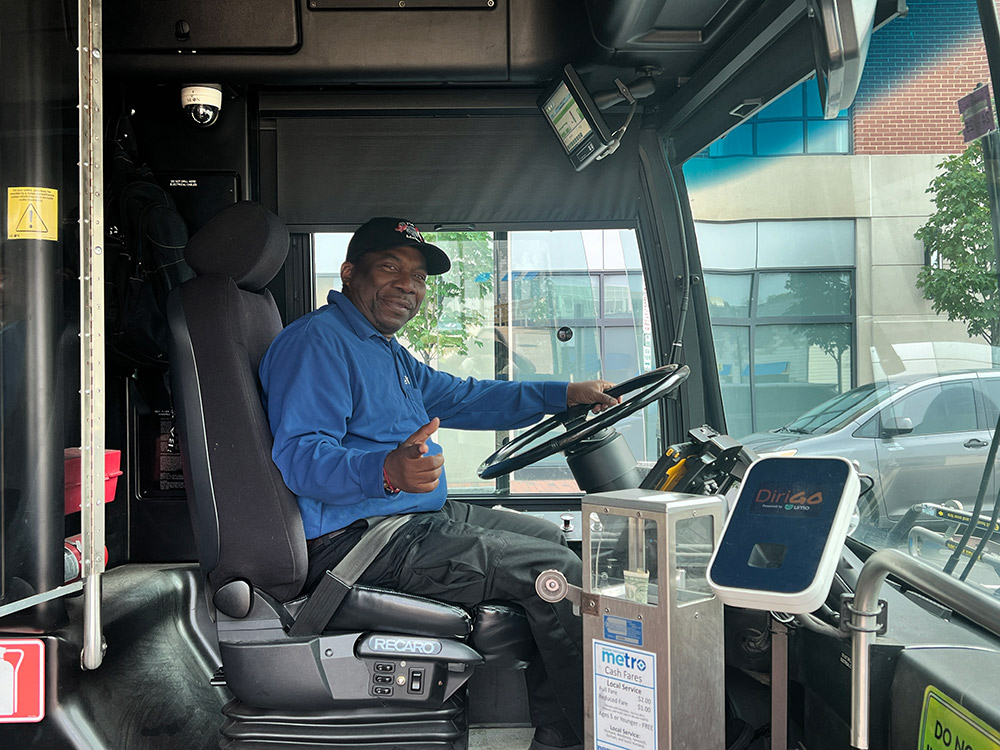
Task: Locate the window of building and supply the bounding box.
[698,220,856,437]
[703,79,852,158]
[313,229,656,496]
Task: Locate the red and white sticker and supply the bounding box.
[0,639,45,723]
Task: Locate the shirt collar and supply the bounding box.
[327,289,395,347]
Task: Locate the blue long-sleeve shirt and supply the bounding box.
[260,290,569,538]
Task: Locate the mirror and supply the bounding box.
[808,0,878,118]
[882,415,914,437]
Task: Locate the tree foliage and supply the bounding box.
[401,231,494,365]
[914,141,1000,348]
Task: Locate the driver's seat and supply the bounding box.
[167,202,534,748]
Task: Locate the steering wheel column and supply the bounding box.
[565,427,643,493]
[478,364,691,491]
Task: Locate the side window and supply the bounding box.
[312,228,656,496]
[879,382,978,437]
[979,376,1000,426]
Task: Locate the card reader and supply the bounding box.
[707,456,859,613]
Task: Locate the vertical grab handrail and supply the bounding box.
[78,0,106,671]
[850,549,1000,749]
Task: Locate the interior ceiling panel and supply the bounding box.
[103,0,908,158]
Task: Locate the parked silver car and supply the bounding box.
[740,370,1000,525]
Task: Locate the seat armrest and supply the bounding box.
[285,584,473,638]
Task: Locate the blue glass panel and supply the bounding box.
[704,273,752,317]
[708,123,753,156]
[757,220,855,267]
[807,120,850,153]
[757,272,852,317]
[714,326,753,437]
[694,222,757,269]
[752,325,851,431]
[756,121,804,155]
[758,83,804,119]
[805,77,824,118]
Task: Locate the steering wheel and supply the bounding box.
[477,364,690,480]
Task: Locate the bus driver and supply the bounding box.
[260,217,620,750]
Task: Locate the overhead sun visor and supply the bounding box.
[273,113,641,229]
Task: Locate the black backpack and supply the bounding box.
[106,132,194,370]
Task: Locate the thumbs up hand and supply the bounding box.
[383,418,444,493]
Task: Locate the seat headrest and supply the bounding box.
[185,202,289,292]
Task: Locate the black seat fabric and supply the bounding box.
[167,202,532,717]
[170,203,308,604]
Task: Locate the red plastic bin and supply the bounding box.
[64,448,122,515]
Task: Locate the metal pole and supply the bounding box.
[981,130,1000,295]
[770,618,788,750]
[78,0,106,671]
[850,549,1000,749]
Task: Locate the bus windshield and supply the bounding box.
[691,0,1000,595]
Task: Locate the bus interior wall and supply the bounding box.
[103,84,249,565]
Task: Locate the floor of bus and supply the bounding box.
[1,564,535,750]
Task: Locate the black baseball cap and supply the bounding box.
[346,217,451,275]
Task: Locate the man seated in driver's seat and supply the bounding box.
[259,216,619,750]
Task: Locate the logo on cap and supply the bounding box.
[395,221,424,243]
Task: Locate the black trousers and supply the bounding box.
[306,500,584,738]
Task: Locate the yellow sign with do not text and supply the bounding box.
[7,186,58,242]
[919,685,1000,750]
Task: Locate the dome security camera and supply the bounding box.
[181,84,222,127]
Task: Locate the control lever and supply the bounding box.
[535,569,584,616]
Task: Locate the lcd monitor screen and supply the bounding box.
[542,82,595,155]
[538,65,614,171]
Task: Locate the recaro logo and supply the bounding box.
[754,488,823,506]
[368,637,442,655]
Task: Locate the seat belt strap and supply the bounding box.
[288,514,413,637]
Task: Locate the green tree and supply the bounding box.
[914,141,1000,357]
[401,231,494,366]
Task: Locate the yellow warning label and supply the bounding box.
[7,186,58,241]
[919,685,1000,750]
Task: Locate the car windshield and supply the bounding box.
[686,2,1000,597]
[782,381,898,434]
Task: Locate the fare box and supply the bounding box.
[0,638,45,723]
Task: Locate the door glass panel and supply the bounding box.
[604,274,644,319]
[882,382,978,437]
[512,273,599,325]
[311,228,654,496]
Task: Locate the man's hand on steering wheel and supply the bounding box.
[479,365,690,480]
[567,380,621,414]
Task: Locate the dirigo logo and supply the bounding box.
[754,488,823,506]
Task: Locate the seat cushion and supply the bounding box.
[286,584,473,638]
